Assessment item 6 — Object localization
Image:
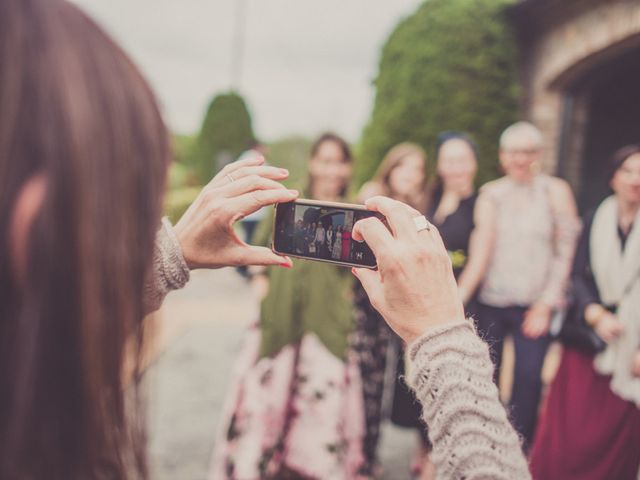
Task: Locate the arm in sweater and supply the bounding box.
[143,218,190,314]
[407,320,531,479]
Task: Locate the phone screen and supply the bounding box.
[273,200,383,268]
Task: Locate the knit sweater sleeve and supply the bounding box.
[143,218,190,314]
[407,320,531,479]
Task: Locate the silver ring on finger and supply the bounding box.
[413,215,431,233]
[226,173,236,183]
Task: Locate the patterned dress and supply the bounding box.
[210,211,366,479]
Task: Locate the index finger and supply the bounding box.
[352,216,394,259]
[365,196,420,240]
[208,155,266,187]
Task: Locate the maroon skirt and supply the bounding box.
[530,348,640,480]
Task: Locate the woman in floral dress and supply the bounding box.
[210,133,366,480]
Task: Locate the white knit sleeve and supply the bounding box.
[407,320,531,479]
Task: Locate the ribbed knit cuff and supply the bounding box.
[157,217,190,289]
[142,218,190,313]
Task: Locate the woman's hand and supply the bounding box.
[174,155,298,269]
[522,302,552,339]
[594,313,625,343]
[631,351,640,377]
[352,196,465,344]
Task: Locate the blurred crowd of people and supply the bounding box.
[213,124,640,480]
[2,1,639,479]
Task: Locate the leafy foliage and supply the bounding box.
[266,135,312,188]
[358,0,520,186]
[192,92,255,184]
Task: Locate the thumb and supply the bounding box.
[352,267,383,305]
[239,246,293,268]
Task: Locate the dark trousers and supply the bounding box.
[476,303,550,450]
[236,220,260,277]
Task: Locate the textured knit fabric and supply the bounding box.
[407,320,531,480]
[143,217,190,314]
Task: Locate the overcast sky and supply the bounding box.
[71,0,422,141]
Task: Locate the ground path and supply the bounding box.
[145,268,415,480]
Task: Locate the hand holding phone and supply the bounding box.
[272,199,384,268]
[351,196,464,343]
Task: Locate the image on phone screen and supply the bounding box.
[273,200,382,268]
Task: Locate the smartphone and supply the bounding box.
[272,199,384,269]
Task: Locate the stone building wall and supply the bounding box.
[513,0,640,188]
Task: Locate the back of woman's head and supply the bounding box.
[0,0,170,478]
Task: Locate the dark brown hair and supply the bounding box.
[429,132,479,210]
[610,144,640,180]
[308,132,353,198]
[310,132,353,164]
[0,0,170,478]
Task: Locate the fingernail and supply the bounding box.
[280,262,292,269]
[351,267,358,276]
[279,168,289,175]
[287,189,298,197]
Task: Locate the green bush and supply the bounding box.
[358,0,519,186]
[167,162,199,190]
[192,92,255,184]
[267,135,312,188]
[164,186,201,224]
[173,134,196,165]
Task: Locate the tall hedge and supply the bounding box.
[358,0,520,186]
[192,92,255,183]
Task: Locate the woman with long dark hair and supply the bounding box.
[210,133,367,479]
[530,145,640,479]
[0,1,298,478]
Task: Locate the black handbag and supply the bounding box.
[557,302,606,354]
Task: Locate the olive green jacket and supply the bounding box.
[252,207,354,361]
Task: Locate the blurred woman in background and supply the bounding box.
[341,224,353,261]
[210,134,366,479]
[530,145,640,480]
[429,132,480,312]
[352,143,430,478]
[332,225,343,260]
[469,121,581,449]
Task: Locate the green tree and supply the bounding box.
[267,135,312,188]
[192,91,256,183]
[358,0,520,186]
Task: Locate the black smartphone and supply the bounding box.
[272,199,384,269]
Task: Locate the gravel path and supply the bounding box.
[145,268,416,480]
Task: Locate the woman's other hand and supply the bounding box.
[522,302,552,339]
[174,155,298,269]
[594,313,625,343]
[631,351,640,377]
[352,196,465,344]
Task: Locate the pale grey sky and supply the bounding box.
[71,0,422,141]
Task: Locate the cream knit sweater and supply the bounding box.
[143,218,190,313]
[148,220,531,479]
[408,320,531,479]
